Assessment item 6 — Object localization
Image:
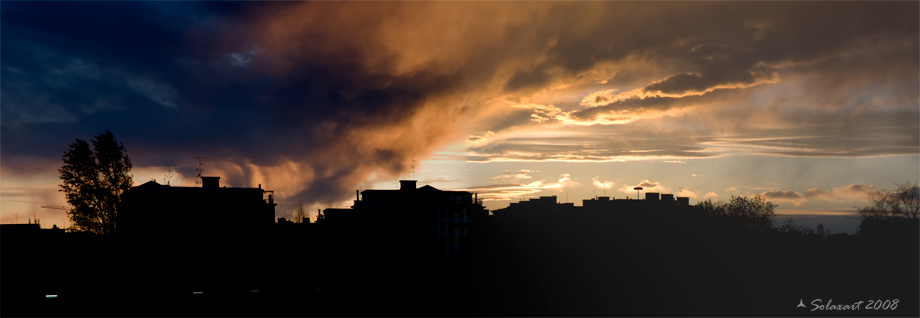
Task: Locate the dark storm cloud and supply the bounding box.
[0,1,437,207]
[2,1,560,209]
[2,1,917,210]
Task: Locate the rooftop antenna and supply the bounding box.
[195,157,207,187]
[411,154,416,180]
[164,164,176,185]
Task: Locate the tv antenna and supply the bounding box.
[195,157,207,187]
[164,164,176,185]
[411,154,416,180]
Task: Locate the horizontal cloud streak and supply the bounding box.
[761,184,878,207]
[455,173,578,202]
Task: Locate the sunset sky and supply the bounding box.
[2,1,918,229]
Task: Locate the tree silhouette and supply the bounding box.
[776,218,830,238]
[697,195,777,232]
[857,181,919,220]
[58,131,133,234]
[856,181,919,238]
[294,202,308,223]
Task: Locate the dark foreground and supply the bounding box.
[2,211,918,317]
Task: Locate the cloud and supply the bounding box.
[580,62,780,109]
[804,188,834,201]
[832,184,877,201]
[493,169,537,181]
[760,190,807,207]
[419,177,461,185]
[618,179,670,197]
[7,1,532,212]
[804,184,877,202]
[703,192,719,199]
[466,131,495,144]
[728,183,881,208]
[464,2,918,161]
[466,123,725,162]
[1,1,917,213]
[676,189,699,199]
[459,173,577,202]
[555,173,579,190]
[803,184,877,202]
[592,177,615,189]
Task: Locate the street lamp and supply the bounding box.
[633,186,643,200]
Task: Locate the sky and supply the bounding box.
[2,1,918,229]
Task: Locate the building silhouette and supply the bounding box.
[3,176,919,317]
[118,176,276,236]
[496,192,692,216]
[321,180,488,262]
[116,177,278,296]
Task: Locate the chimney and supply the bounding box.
[399,180,417,191]
[202,176,220,188]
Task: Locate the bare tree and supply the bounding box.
[294,202,308,223]
[777,218,830,238]
[857,181,919,221]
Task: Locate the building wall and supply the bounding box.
[321,183,487,262]
[118,184,275,237]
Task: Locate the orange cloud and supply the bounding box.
[459,173,578,201]
[592,177,615,189]
[760,190,807,207]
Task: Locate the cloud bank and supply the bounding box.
[2,2,916,212]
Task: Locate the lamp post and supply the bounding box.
[633,186,643,200]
